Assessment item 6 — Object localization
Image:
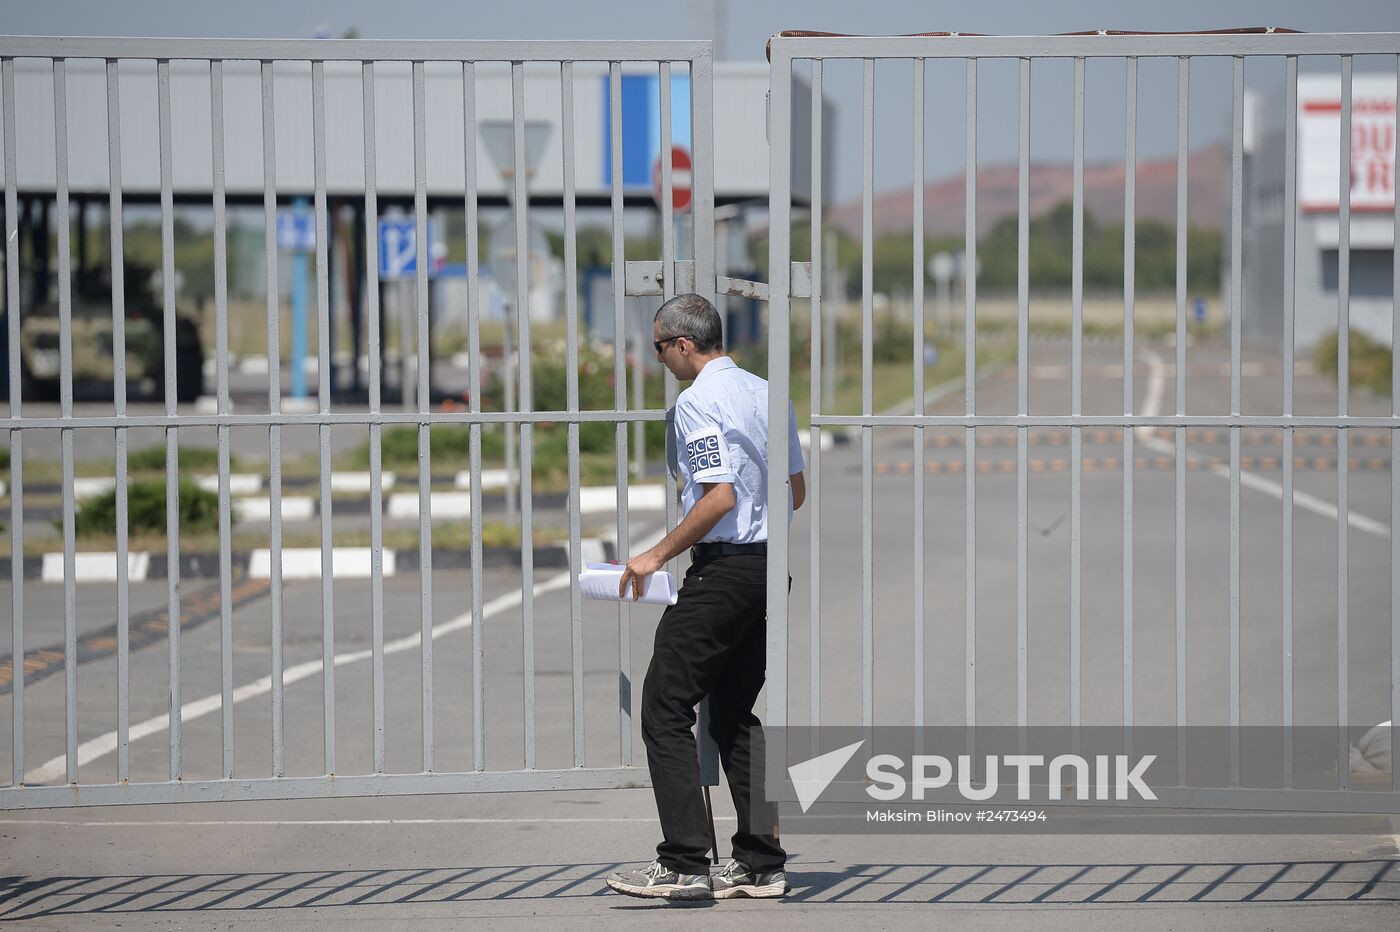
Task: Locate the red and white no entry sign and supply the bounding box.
[652,144,693,214]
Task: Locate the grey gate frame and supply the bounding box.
[0,36,715,808]
[765,31,1400,813]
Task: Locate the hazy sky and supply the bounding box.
[5,0,1399,201]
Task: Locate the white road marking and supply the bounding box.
[23,526,668,785]
[1138,347,1388,539]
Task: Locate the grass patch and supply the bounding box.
[347,424,505,469]
[2,519,578,557]
[1313,328,1392,397]
[69,479,221,538]
[129,443,234,473]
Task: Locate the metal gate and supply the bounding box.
[0,37,714,806]
[4,29,1400,816]
[765,30,1400,813]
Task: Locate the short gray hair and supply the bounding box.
[654,294,723,353]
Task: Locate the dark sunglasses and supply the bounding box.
[653,335,693,354]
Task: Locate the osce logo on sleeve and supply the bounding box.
[685,429,728,474]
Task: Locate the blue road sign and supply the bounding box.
[378,218,438,281]
[277,210,316,251]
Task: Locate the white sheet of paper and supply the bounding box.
[578,562,679,606]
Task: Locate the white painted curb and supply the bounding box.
[387,491,471,519]
[250,546,393,580]
[235,496,316,523]
[195,474,263,496]
[454,469,510,490]
[580,538,606,564]
[42,551,151,583]
[578,485,668,514]
[330,471,397,493]
[72,477,117,499]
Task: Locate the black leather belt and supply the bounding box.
[691,541,767,560]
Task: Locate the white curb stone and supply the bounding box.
[72,478,117,499]
[195,474,263,495]
[330,471,397,493]
[388,491,471,519]
[42,551,151,583]
[454,469,510,490]
[235,496,316,523]
[250,546,394,580]
[578,485,668,514]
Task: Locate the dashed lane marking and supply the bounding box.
[915,429,1390,449]
[873,456,1392,475]
[0,577,272,695]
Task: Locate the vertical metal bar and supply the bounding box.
[860,59,874,738]
[1015,57,1029,731]
[561,60,585,769]
[61,60,82,783]
[158,58,182,781]
[808,58,823,748]
[1337,55,1352,787]
[211,58,235,779]
[608,62,632,764]
[691,53,717,769]
[364,60,385,774]
[261,60,285,779]
[912,57,926,736]
[767,48,793,733]
[1175,56,1190,774]
[1122,57,1136,736]
[658,59,674,580]
[688,52,722,783]
[692,50,716,317]
[963,58,977,739]
[511,60,536,770]
[1392,52,1400,792]
[2,57,23,786]
[59,75,79,783]
[105,58,131,784]
[462,61,485,772]
[692,57,718,770]
[412,59,434,773]
[1071,56,1084,734]
[658,60,681,683]
[1228,56,1243,786]
[1282,55,1297,787]
[312,59,335,777]
[638,65,665,486]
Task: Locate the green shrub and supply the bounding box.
[129,443,226,473]
[1313,328,1392,397]
[353,424,505,469]
[69,478,221,537]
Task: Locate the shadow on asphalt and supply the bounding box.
[1,857,1395,918]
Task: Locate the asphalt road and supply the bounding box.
[0,335,1395,928]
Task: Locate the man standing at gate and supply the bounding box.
[605,294,805,901]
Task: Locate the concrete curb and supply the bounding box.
[4,538,615,583]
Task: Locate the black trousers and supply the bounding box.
[641,551,787,874]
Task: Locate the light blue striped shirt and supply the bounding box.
[666,355,804,544]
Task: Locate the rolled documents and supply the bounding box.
[578,561,679,606]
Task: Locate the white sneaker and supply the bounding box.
[605,859,714,900]
[711,859,789,899]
